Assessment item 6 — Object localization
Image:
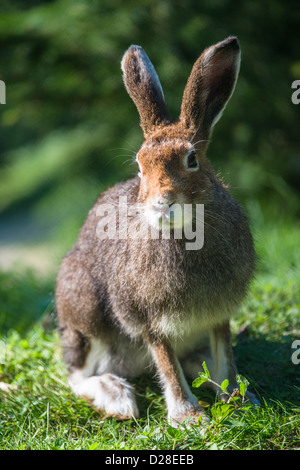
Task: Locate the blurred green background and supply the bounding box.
[1,1,300,436]
[0,0,299,274]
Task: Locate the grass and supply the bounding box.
[0,216,300,450]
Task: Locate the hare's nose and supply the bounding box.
[152,196,175,210]
[153,203,175,218]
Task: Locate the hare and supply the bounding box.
[56,36,257,427]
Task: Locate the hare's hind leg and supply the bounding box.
[56,254,140,419]
[60,328,139,419]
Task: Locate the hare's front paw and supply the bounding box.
[168,405,210,429]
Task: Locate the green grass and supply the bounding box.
[0,216,300,450]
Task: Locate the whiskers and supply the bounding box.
[107,144,138,168]
[204,208,235,228]
[194,210,231,248]
[192,138,210,151]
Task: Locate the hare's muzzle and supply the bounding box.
[146,197,192,231]
[153,201,175,228]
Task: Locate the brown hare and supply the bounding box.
[56,37,258,427]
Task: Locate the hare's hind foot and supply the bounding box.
[69,371,139,420]
[59,327,141,420]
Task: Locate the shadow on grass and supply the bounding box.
[132,334,300,421]
[234,334,300,406]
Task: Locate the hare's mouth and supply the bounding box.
[146,201,193,231]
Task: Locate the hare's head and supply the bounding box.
[121,37,240,229]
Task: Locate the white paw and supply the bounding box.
[95,373,139,419]
[168,404,210,429]
[70,373,139,420]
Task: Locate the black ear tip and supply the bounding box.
[121,45,143,62]
[218,36,240,51]
[127,44,143,54]
[121,45,143,72]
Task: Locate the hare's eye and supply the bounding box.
[185,150,199,171]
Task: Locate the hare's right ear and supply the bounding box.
[180,36,241,140]
[121,46,170,137]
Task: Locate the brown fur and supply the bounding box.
[56,37,257,425]
[181,36,241,140]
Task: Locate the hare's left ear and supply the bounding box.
[121,45,170,137]
[180,36,241,140]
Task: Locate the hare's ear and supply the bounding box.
[121,45,170,137]
[180,36,240,139]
